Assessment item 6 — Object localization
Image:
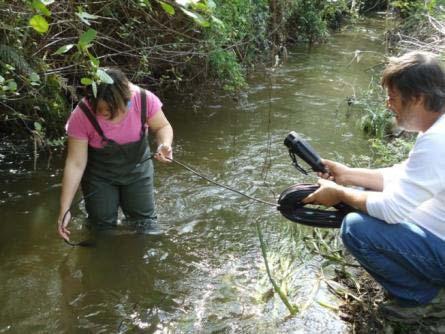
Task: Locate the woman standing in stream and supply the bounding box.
[57,68,173,239]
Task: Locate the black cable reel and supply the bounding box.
[277,131,355,228]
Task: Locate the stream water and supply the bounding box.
[0,17,387,333]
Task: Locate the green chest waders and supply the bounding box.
[78,90,157,228]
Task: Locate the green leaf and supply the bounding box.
[81,77,93,85]
[34,122,42,131]
[76,11,99,26]
[207,0,216,10]
[181,8,210,27]
[0,76,4,84]
[159,1,175,15]
[7,80,17,91]
[180,8,198,19]
[92,81,97,97]
[32,0,51,16]
[211,15,224,27]
[29,15,49,33]
[53,44,74,55]
[78,28,97,48]
[193,3,208,12]
[30,72,40,82]
[97,69,114,84]
[87,52,100,67]
[138,0,151,8]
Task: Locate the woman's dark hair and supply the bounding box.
[86,68,131,119]
[381,51,445,112]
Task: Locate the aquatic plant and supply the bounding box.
[256,221,299,316]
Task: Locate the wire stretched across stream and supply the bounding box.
[63,156,354,247]
[167,157,354,228]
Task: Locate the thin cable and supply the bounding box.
[277,183,355,228]
[167,157,277,207]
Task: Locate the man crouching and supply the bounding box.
[304,51,445,322]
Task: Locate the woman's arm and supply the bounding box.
[57,137,88,240]
[147,109,174,162]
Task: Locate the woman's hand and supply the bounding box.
[57,211,71,241]
[155,143,173,163]
[303,178,344,207]
[317,159,351,185]
[57,137,88,242]
[147,109,173,163]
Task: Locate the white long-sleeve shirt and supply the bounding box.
[366,114,445,240]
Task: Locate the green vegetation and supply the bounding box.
[256,221,299,315]
[357,0,444,142]
[1,0,356,143]
[284,0,350,44]
[369,137,414,166]
[358,76,394,139]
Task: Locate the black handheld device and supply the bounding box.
[284,131,327,174]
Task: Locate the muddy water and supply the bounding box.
[0,17,387,333]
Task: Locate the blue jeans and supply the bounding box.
[341,212,445,306]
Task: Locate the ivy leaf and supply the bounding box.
[159,1,175,15]
[76,11,99,26]
[78,28,97,49]
[29,15,49,33]
[30,72,40,81]
[97,69,114,84]
[30,72,40,86]
[32,0,51,16]
[53,44,74,55]
[81,77,93,85]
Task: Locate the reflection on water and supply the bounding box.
[0,17,386,333]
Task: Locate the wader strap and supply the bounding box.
[140,89,147,136]
[78,100,109,142]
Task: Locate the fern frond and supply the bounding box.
[0,44,33,75]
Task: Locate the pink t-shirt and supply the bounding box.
[66,84,162,148]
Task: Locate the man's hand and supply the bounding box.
[303,178,344,207]
[317,159,351,185]
[155,143,173,163]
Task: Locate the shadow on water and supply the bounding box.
[0,16,387,333]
